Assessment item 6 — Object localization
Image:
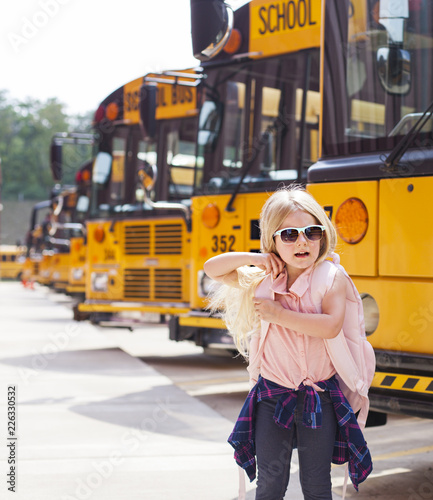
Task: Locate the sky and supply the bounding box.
[2,0,248,116]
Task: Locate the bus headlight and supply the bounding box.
[198,270,214,298]
[361,293,379,336]
[72,268,84,281]
[91,272,108,292]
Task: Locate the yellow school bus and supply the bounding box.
[22,200,52,286]
[169,0,322,348]
[67,235,87,296]
[77,69,200,324]
[46,135,94,296]
[306,0,433,420]
[47,187,79,292]
[0,245,26,280]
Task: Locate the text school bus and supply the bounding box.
[77,70,200,324]
[306,0,433,420]
[169,0,322,348]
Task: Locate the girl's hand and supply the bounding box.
[250,252,285,279]
[253,298,284,323]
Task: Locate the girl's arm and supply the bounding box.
[203,252,285,287]
[253,269,347,339]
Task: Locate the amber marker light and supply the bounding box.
[106,102,119,121]
[94,226,105,243]
[223,28,242,54]
[335,197,368,244]
[202,203,220,229]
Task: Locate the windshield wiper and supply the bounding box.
[225,129,272,212]
[383,99,433,172]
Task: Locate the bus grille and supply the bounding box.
[154,269,183,300]
[124,224,182,255]
[124,269,150,300]
[124,225,150,255]
[155,224,182,255]
[123,268,183,301]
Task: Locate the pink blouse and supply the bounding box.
[260,269,336,390]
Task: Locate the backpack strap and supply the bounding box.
[309,260,337,310]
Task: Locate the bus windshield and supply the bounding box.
[322,0,433,158]
[91,117,197,217]
[194,49,320,194]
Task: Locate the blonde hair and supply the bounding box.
[207,185,337,358]
[260,185,337,263]
[207,266,264,357]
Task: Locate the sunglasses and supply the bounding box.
[273,225,326,243]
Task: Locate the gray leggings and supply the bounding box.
[255,390,337,500]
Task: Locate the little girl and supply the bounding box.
[204,186,373,500]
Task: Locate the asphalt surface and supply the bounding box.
[1,281,433,500]
[0,282,253,499]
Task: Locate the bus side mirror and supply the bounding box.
[139,84,157,139]
[377,46,411,95]
[50,143,62,182]
[190,0,233,60]
[93,152,112,184]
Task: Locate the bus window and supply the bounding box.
[261,86,279,173]
[166,119,197,201]
[222,82,246,170]
[137,140,157,167]
[295,88,320,168]
[196,50,320,193]
[136,140,157,203]
[323,0,433,156]
[110,136,127,203]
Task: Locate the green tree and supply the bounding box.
[0,90,92,201]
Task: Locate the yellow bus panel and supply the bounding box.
[155,84,197,120]
[0,245,26,280]
[353,276,433,356]
[307,180,378,276]
[51,252,71,291]
[249,0,321,59]
[190,192,271,309]
[123,77,143,124]
[379,177,433,278]
[67,237,86,294]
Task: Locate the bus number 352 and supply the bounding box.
[211,235,236,253]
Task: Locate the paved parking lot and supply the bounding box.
[1,281,432,500]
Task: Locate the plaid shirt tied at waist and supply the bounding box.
[227,375,372,491]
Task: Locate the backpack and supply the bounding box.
[248,252,376,428]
